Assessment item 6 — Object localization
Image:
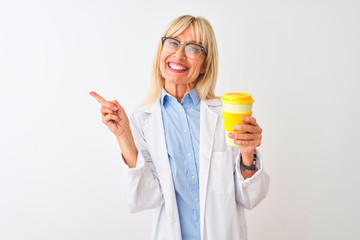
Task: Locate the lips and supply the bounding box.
[167,62,189,72]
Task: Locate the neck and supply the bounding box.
[164,81,196,103]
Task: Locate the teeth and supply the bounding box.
[169,63,187,71]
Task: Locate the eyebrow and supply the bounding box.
[172,37,201,45]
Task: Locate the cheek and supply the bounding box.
[193,62,204,74]
[159,52,169,72]
[159,55,166,73]
[194,57,206,74]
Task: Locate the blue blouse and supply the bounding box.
[160,87,201,240]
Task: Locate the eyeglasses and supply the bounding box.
[161,37,207,59]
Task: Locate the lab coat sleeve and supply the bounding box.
[118,112,163,213]
[233,149,270,210]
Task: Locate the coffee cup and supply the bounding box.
[221,92,254,147]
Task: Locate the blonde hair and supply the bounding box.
[143,15,219,104]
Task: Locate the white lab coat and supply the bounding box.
[118,98,270,240]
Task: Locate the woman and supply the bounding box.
[90,15,269,240]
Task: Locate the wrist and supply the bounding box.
[240,151,257,171]
[241,150,255,165]
[116,131,138,168]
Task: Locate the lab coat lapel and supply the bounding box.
[142,102,182,240]
[199,100,218,239]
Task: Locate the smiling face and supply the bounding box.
[159,25,206,88]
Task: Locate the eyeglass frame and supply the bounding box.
[161,37,208,57]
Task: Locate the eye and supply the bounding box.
[166,39,179,47]
[187,45,200,53]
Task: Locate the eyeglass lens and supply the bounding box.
[163,39,202,59]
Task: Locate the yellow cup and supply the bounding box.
[221,92,254,147]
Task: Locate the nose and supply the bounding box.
[173,44,186,59]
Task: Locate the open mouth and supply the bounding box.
[168,62,189,71]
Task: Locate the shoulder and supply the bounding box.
[202,98,223,115]
[130,101,159,126]
[203,97,222,106]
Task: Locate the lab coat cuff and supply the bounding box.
[236,149,264,183]
[119,150,146,179]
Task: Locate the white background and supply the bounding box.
[1,0,359,239]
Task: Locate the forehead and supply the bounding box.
[175,27,196,42]
[168,24,202,43]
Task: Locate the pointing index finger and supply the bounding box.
[89,91,107,104]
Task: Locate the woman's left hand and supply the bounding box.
[228,116,262,157]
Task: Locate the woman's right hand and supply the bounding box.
[90,91,138,167]
[89,91,130,137]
